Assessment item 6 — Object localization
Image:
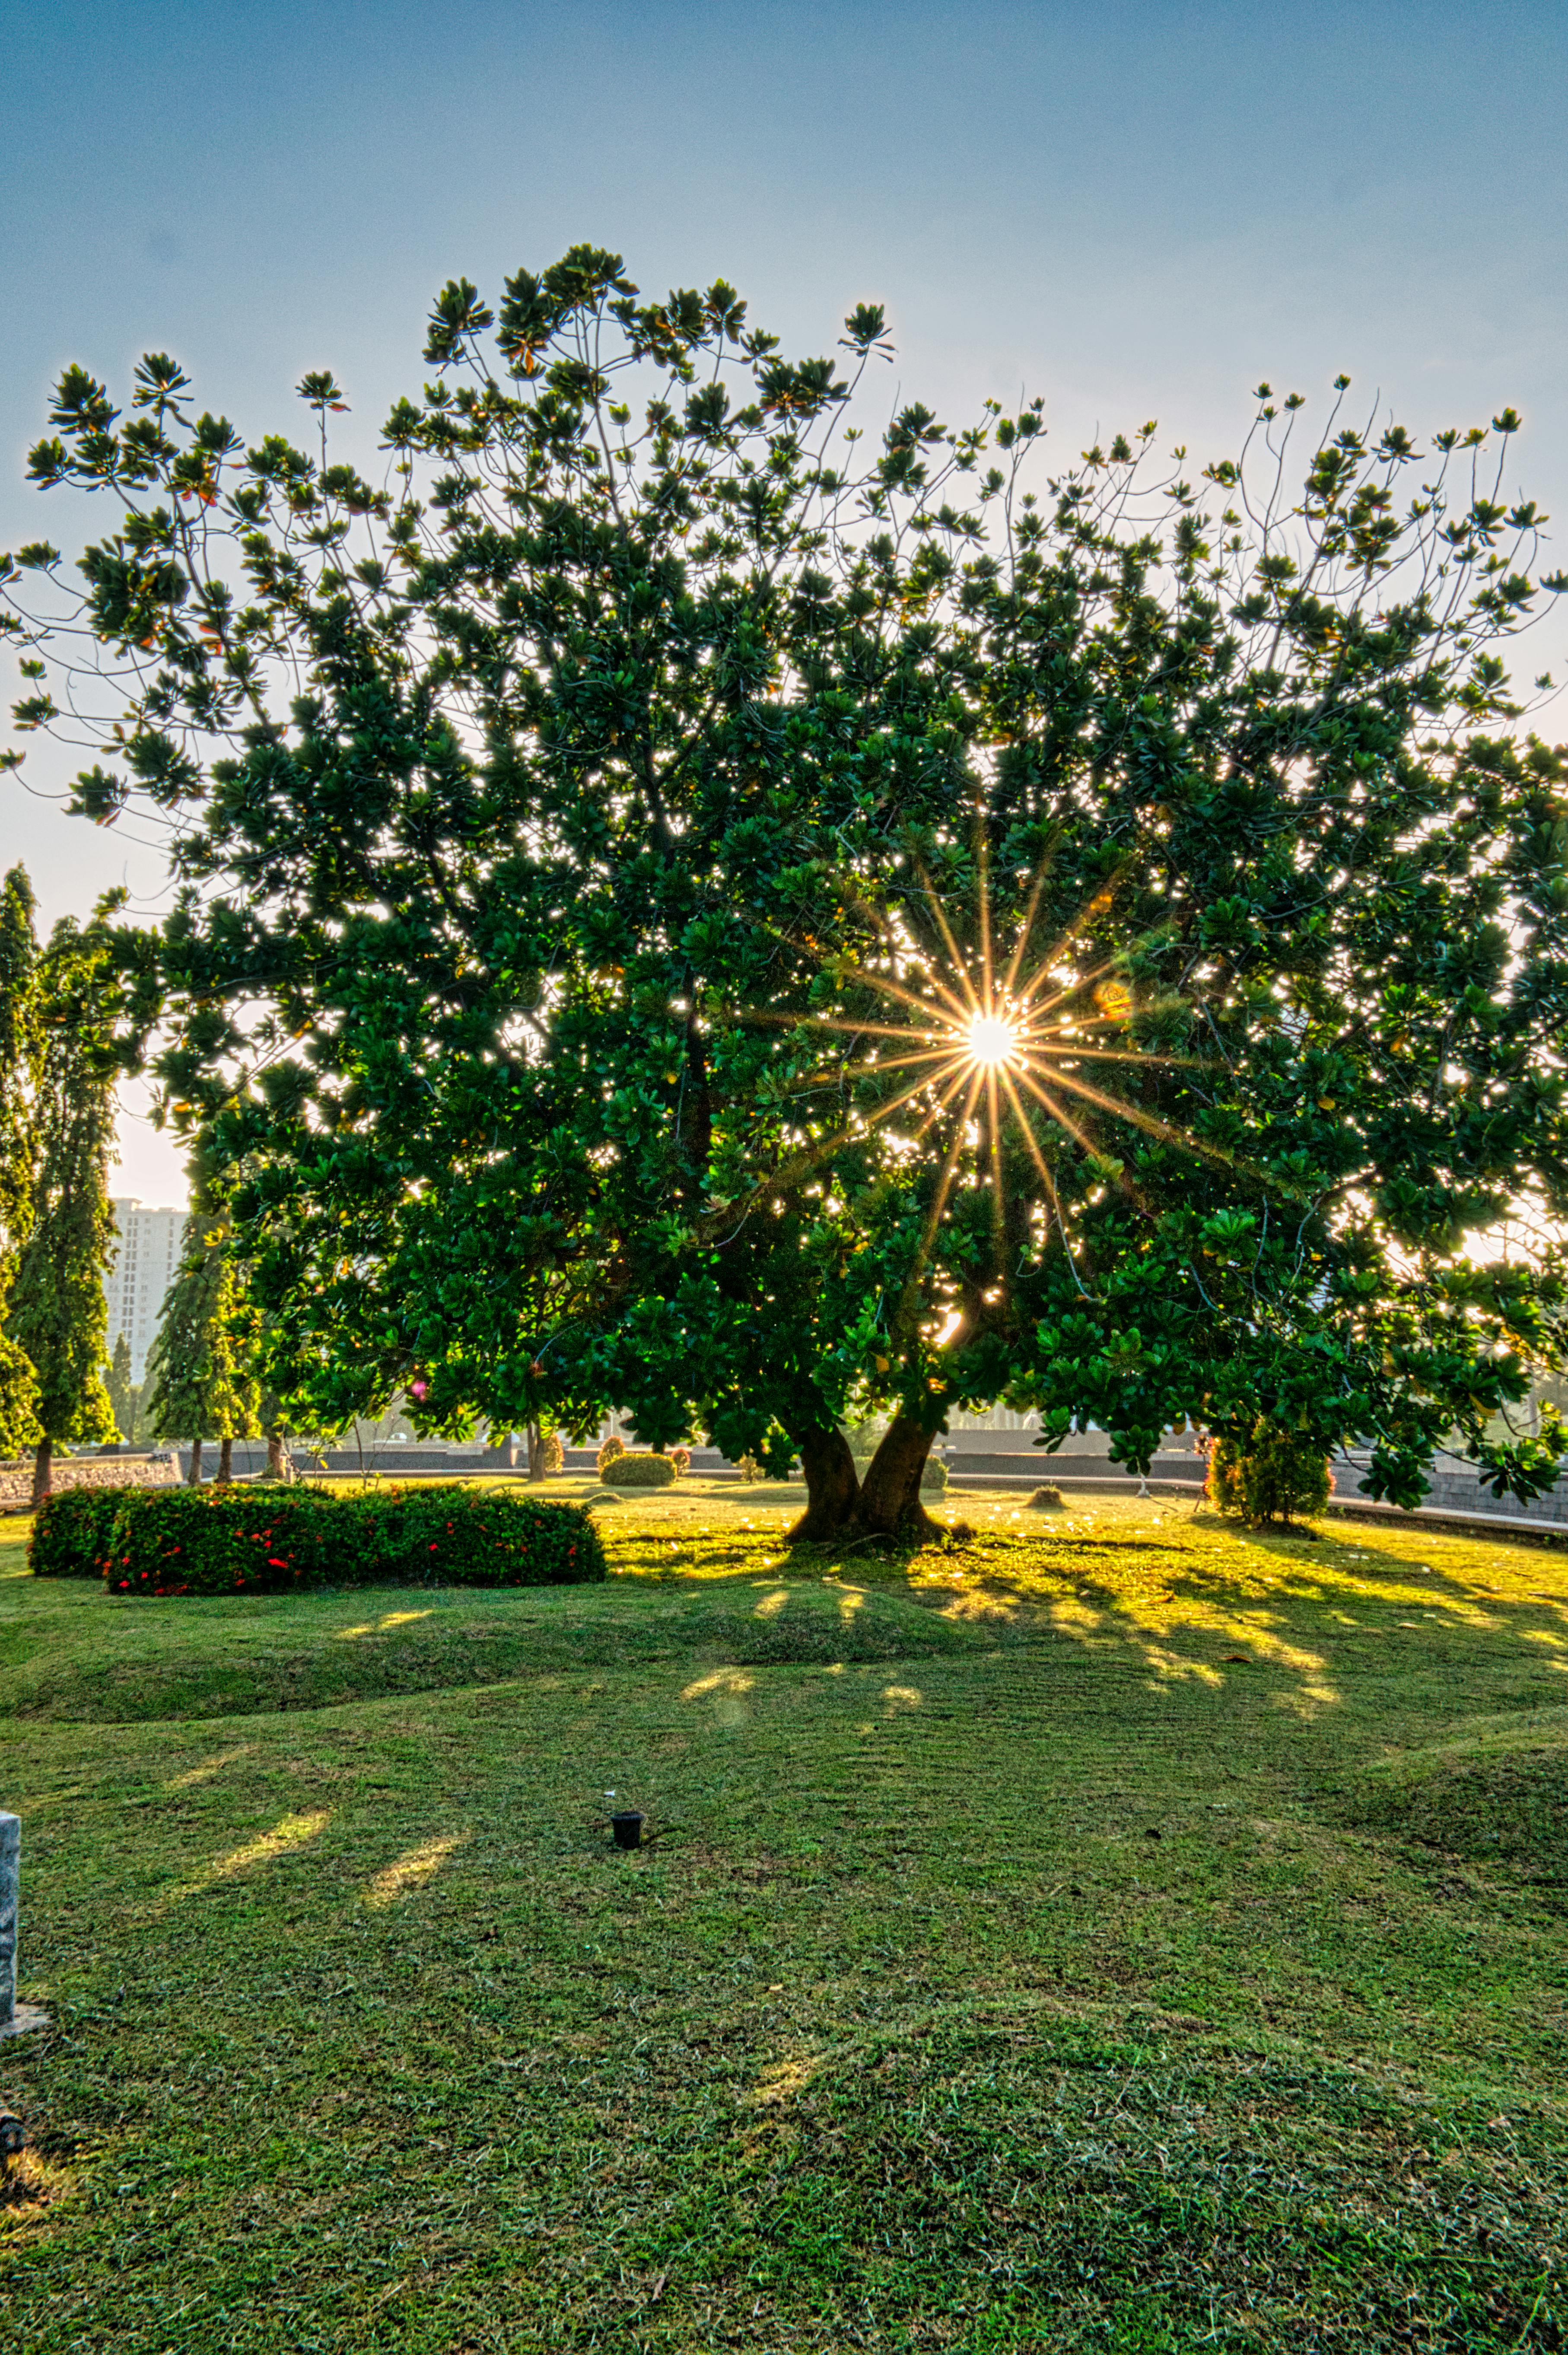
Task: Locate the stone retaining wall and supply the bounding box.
[0,1452,181,1508]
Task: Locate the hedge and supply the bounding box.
[601,1451,676,1489]
[29,1485,129,1579]
[32,1481,608,1596]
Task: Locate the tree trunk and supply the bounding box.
[29,1436,52,1513]
[217,1435,234,1484]
[787,1426,862,1543]
[853,1410,942,1540]
[266,1430,288,1481]
[187,1436,203,1487]
[527,1422,545,1482]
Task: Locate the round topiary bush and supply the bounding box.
[1027,1484,1065,1509]
[920,1457,948,1493]
[596,1433,627,1476]
[601,1450,677,1489]
[1206,1419,1333,1530]
[540,1429,564,1474]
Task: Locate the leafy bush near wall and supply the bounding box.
[920,1458,949,1493]
[601,1451,677,1489]
[596,1434,626,1474]
[1206,1421,1333,1529]
[32,1482,607,1595]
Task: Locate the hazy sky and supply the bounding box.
[5,0,1567,1201]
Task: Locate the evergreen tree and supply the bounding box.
[6,917,117,1505]
[104,1329,135,1442]
[0,866,41,1456]
[143,1157,255,1483]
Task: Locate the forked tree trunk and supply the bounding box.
[217,1435,234,1484]
[788,1427,862,1543]
[187,1436,203,1487]
[852,1410,942,1540]
[29,1437,52,1513]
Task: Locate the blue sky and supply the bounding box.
[5,0,1566,1197]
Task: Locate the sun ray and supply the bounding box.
[1016,942,1140,1023]
[850,958,975,1029]
[770,1045,963,1099]
[1037,1044,1206,1072]
[1013,1066,1109,1165]
[998,1063,1078,1262]
[1030,1060,1229,1161]
[1009,880,1123,1012]
[896,1064,985,1327]
[717,1053,973,1230]
[1000,851,1055,1000]
[914,862,984,1017]
[975,808,995,1018]
[985,1063,1007,1273]
[741,1009,948,1046]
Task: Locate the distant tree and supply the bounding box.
[143,1155,256,1483]
[104,1329,136,1442]
[6,918,118,1505]
[0,866,41,1455]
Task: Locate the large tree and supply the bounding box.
[5,918,118,1505]
[6,258,1567,1535]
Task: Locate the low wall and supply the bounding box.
[1331,1451,1568,1530]
[0,1451,181,1508]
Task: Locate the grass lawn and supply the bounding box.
[0,1479,1565,2351]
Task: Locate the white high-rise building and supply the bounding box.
[105,1199,188,1382]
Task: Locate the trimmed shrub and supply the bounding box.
[670,1445,691,1475]
[35,1481,608,1596]
[540,1429,565,1474]
[1206,1420,1333,1529]
[596,1433,626,1475]
[920,1457,949,1493]
[30,1484,133,1578]
[601,1451,677,1489]
[1027,1484,1065,1509]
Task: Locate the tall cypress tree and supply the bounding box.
[6,916,117,1505]
[143,1155,255,1483]
[0,866,41,1457]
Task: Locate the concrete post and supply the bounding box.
[0,1814,16,2029]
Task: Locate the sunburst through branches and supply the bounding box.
[738,857,1223,1311]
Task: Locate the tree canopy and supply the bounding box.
[5,249,1567,1533]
